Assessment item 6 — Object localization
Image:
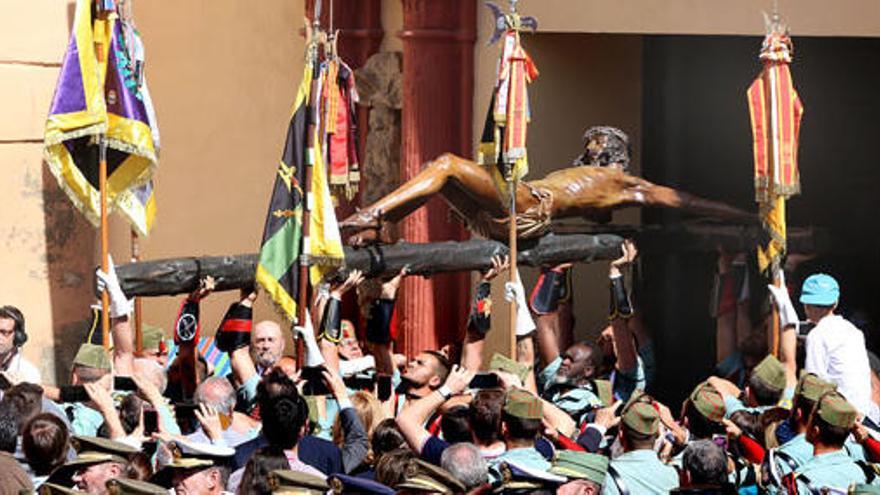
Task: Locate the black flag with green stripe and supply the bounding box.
[255,64,311,321]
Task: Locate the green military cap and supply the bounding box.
[38,483,81,495]
[106,478,168,495]
[151,440,235,488]
[396,459,466,494]
[752,355,787,391]
[795,371,836,402]
[620,390,659,435]
[45,436,139,486]
[268,470,329,494]
[593,379,613,407]
[494,461,566,493]
[689,381,725,422]
[73,343,112,371]
[140,324,166,351]
[850,483,880,494]
[550,450,609,484]
[814,390,858,429]
[489,353,532,385]
[503,388,542,420]
[67,436,140,468]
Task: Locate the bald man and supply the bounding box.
[251,321,285,374]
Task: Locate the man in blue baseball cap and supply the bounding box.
[800,273,877,423]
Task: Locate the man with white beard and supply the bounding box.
[535,241,645,426]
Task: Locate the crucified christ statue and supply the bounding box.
[341,126,753,244]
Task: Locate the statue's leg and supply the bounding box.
[340,153,508,231]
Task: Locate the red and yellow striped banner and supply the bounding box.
[747,31,803,273]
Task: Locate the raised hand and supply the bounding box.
[192,275,216,302]
[321,368,349,401]
[96,254,133,318]
[84,382,116,414]
[194,403,223,441]
[593,401,622,430]
[482,255,510,282]
[610,239,638,273]
[381,266,410,300]
[444,364,476,396]
[331,270,366,299]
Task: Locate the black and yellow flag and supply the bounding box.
[255,65,311,321]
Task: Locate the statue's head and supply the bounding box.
[574,126,631,172]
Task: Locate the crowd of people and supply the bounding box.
[1,239,879,495]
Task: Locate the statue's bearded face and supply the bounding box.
[585,135,622,169]
[575,126,631,172]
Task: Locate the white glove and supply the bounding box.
[767,272,799,331]
[339,355,376,377]
[96,255,133,318]
[294,309,326,368]
[504,272,536,337]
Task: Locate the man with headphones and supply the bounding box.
[0,305,41,384]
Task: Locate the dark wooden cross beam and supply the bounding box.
[113,224,824,297]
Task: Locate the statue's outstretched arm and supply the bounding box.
[621,175,755,222]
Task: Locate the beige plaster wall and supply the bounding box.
[0,1,96,382]
[1,0,306,383]
[112,0,307,359]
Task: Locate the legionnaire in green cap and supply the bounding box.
[681,381,726,443]
[551,450,609,494]
[396,458,467,494]
[268,469,330,494]
[488,388,551,476]
[787,391,875,493]
[763,372,837,491]
[39,483,82,495]
[151,440,235,495]
[137,324,169,368]
[62,343,114,437]
[492,460,566,494]
[708,355,791,418]
[602,391,679,495]
[48,436,139,495]
[105,478,168,495]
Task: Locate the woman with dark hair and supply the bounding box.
[22,412,70,487]
[350,418,407,480]
[236,447,289,495]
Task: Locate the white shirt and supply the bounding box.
[3,351,41,384]
[805,314,874,419]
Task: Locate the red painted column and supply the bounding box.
[398,0,476,356]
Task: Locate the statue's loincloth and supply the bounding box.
[463,184,553,240]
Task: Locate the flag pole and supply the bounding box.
[767,10,782,358]
[131,228,143,353]
[99,136,111,349]
[507,171,518,359]
[96,3,111,350]
[295,1,323,369]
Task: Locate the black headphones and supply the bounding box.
[0,305,27,347]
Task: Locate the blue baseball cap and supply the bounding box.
[800,273,840,306]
